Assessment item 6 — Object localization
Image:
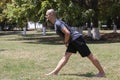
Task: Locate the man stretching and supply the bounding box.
[45,9,105,77]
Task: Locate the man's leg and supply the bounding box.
[87,53,105,77]
[46,52,72,75]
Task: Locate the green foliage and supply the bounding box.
[99,0,120,20]
[81,9,95,25]
[0,0,11,23]
[3,0,41,27]
[56,1,86,27]
[0,14,5,22]
[110,2,120,17]
[39,0,57,23]
[39,1,51,23]
[38,0,94,27]
[1,0,120,28]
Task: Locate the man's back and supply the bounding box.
[54,19,82,41]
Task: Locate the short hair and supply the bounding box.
[47,9,56,16]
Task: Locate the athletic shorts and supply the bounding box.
[66,36,91,57]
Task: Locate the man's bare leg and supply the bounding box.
[87,53,105,77]
[46,52,72,75]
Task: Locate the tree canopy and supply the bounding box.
[0,0,120,28]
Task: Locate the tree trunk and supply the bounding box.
[113,16,119,33]
[77,27,83,34]
[92,28,100,40]
[42,23,46,36]
[91,0,100,40]
[34,22,37,30]
[113,24,117,33]
[87,28,92,37]
[22,27,26,36]
[86,19,92,37]
[92,18,100,40]
[0,26,1,31]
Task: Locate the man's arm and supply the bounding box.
[61,27,70,46]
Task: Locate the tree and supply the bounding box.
[39,0,57,35]
[0,0,12,30]
[39,0,99,38]
[2,0,120,37]
[3,0,42,34]
[99,0,120,32]
[110,2,120,32]
[72,0,100,40]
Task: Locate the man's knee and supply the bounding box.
[63,53,72,61]
[87,53,98,61]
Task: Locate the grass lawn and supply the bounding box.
[0,30,120,80]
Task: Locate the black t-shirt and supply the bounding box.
[54,19,82,42]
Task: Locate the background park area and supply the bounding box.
[0,0,120,80]
[0,30,120,80]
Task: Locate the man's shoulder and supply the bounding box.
[55,19,61,25]
[55,20,64,28]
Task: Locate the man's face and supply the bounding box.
[45,11,54,27]
[45,11,51,21]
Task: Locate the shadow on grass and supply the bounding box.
[23,32,120,44]
[7,35,120,45]
[23,36,63,45]
[86,40,120,44]
[21,36,120,45]
[0,31,21,36]
[60,72,96,77]
[0,49,6,52]
[2,31,63,45]
[7,34,63,45]
[4,31,120,45]
[84,32,120,44]
[23,32,56,37]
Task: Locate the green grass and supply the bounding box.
[0,30,120,80]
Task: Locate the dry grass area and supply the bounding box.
[0,30,120,80]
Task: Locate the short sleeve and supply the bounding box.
[56,21,65,30]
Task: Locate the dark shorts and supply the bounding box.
[66,36,91,57]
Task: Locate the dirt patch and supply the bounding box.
[101,32,120,42]
[84,32,120,42]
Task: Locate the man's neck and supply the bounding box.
[51,17,57,24]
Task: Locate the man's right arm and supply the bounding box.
[61,27,70,47]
